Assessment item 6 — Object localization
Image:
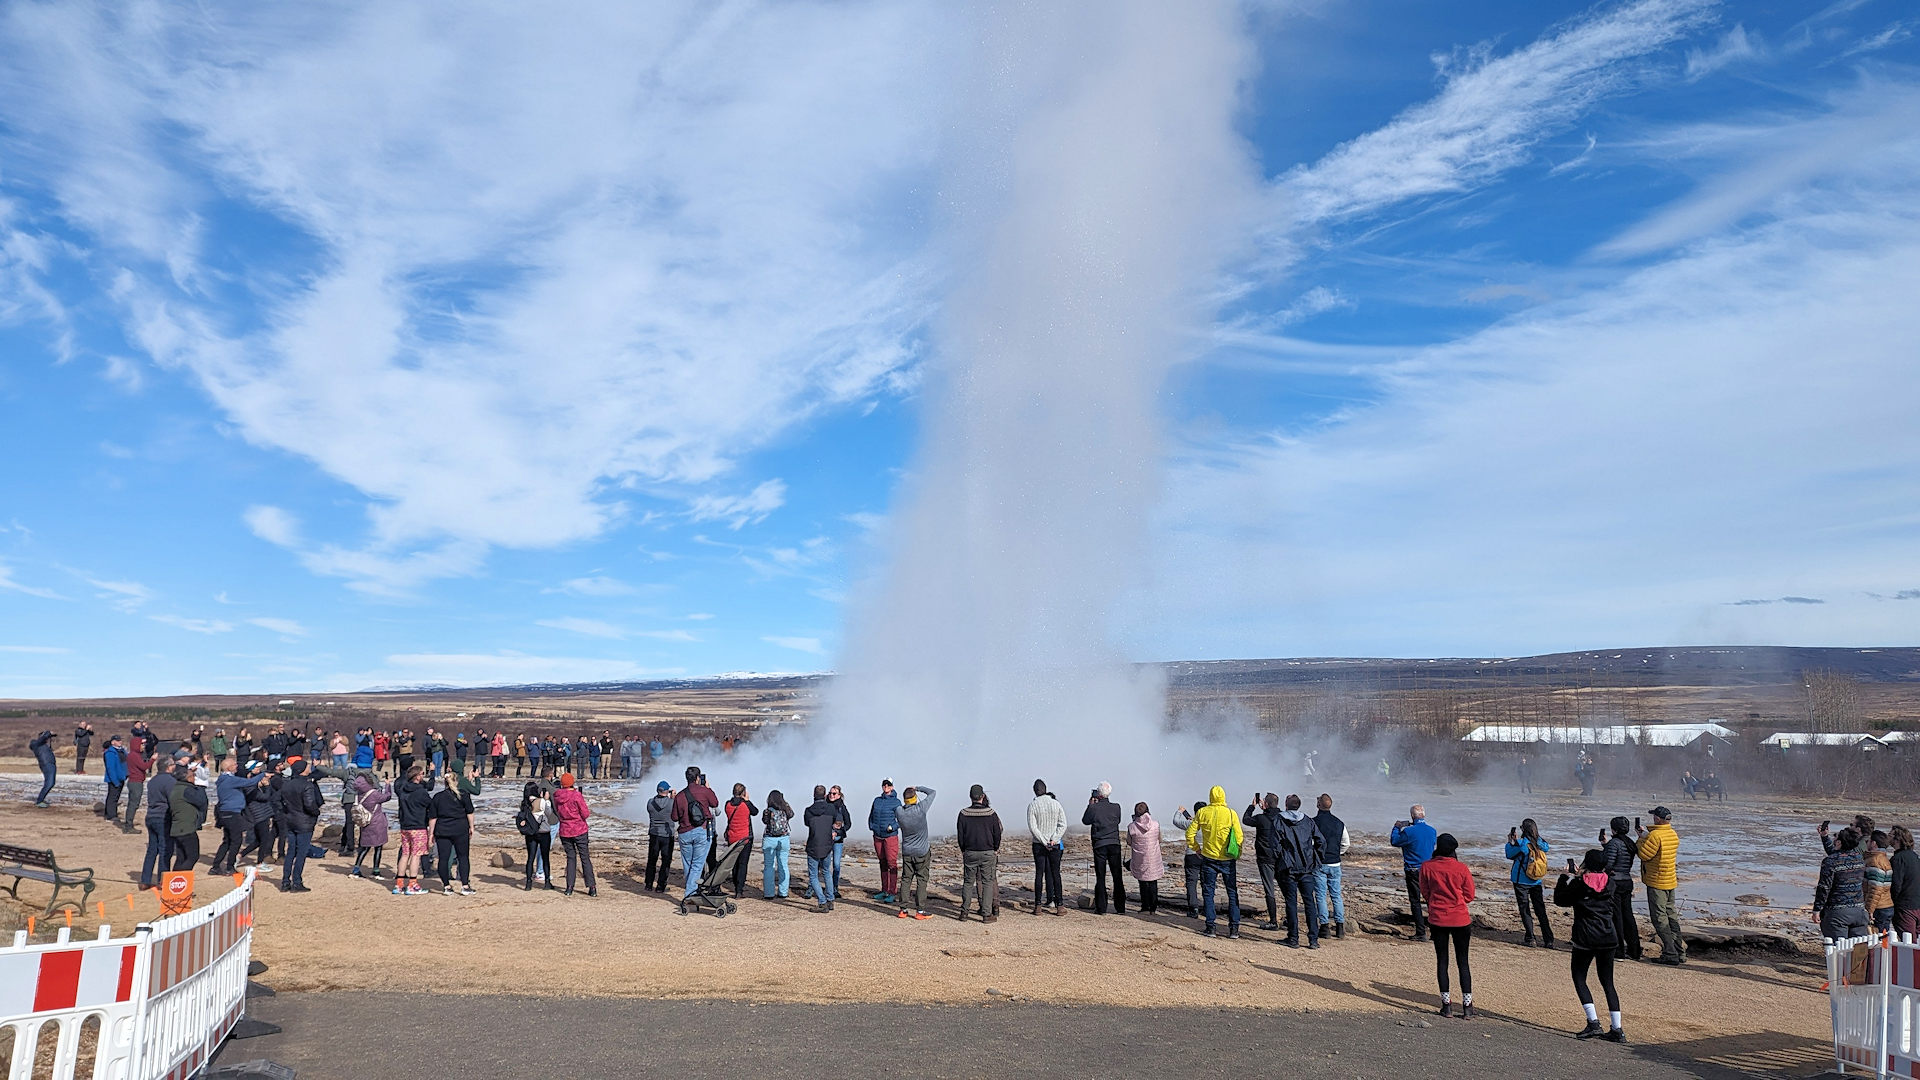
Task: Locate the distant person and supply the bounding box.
[725,783,759,899]
[140,752,178,889]
[209,756,250,875]
[168,759,208,871]
[1377,758,1391,782]
[645,781,676,892]
[237,762,276,873]
[1302,750,1317,779]
[122,739,150,833]
[1505,818,1554,948]
[1083,781,1126,914]
[1313,794,1351,940]
[1636,807,1683,963]
[101,736,129,822]
[804,784,839,912]
[827,785,852,894]
[956,784,1003,922]
[1601,817,1642,961]
[1128,802,1165,914]
[352,775,392,882]
[1517,756,1532,794]
[29,729,57,807]
[672,766,719,900]
[515,782,553,891]
[1814,825,1868,940]
[1391,805,1437,942]
[1244,793,1283,931]
[761,790,793,899]
[429,769,476,895]
[1865,830,1895,933]
[1184,786,1244,939]
[512,734,527,777]
[1681,771,1698,801]
[1174,801,1205,919]
[1276,794,1324,948]
[72,722,93,774]
[1576,751,1596,796]
[1703,771,1725,801]
[553,772,596,896]
[868,779,903,905]
[1889,826,1920,938]
[1420,833,1477,1018]
[279,758,323,893]
[1555,849,1625,1042]
[1026,780,1067,916]
[393,762,433,896]
[896,785,936,920]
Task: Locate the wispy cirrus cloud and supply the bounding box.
[0,561,64,600]
[247,617,307,637]
[151,614,234,634]
[538,617,698,642]
[687,480,787,530]
[1282,0,1716,226]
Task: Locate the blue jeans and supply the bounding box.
[284,829,312,888]
[679,830,712,897]
[1315,863,1346,926]
[140,821,172,887]
[35,765,55,804]
[808,854,836,904]
[1201,858,1240,931]
[762,835,791,897]
[832,841,845,892]
[1281,870,1322,944]
[431,752,444,776]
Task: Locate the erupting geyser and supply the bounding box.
[645,0,1289,816]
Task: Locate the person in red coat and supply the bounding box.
[1418,833,1478,1017]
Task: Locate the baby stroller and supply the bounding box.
[679,839,746,917]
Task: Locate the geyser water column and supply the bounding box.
[631,0,1271,822]
[819,0,1263,808]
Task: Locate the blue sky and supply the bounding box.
[1,0,1917,696]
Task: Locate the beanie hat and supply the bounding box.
[969,783,985,801]
[560,772,576,788]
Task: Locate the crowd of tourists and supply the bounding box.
[26,721,1920,1045]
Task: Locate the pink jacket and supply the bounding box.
[1127,814,1165,881]
[552,786,592,838]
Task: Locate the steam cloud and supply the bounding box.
[637,0,1301,828]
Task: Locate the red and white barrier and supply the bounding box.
[0,868,257,1080]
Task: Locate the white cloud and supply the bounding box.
[0,644,70,654]
[1686,24,1763,80]
[0,561,64,600]
[763,635,825,656]
[0,1,948,587]
[99,354,144,392]
[684,612,715,621]
[246,616,307,637]
[243,505,301,548]
[151,614,235,634]
[244,503,482,596]
[1841,21,1913,58]
[552,575,636,597]
[687,479,787,530]
[75,573,153,612]
[1161,101,1920,656]
[1282,0,1715,225]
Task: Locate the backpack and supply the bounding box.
[515,803,543,837]
[1523,839,1549,881]
[684,791,709,829]
[350,793,373,828]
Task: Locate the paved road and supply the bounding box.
[222,991,1738,1080]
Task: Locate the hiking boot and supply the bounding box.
[1258,921,1280,931]
[1520,936,1536,948]
[1460,1004,1476,1019]
[1307,940,1320,950]
[1050,905,1063,916]
[983,914,999,923]
[1576,1020,1606,1040]
[1336,922,1346,940]
[1439,1002,1454,1018]
[1280,938,1299,948]
[1604,1028,1626,1044]
[1202,926,1218,938]
[1227,929,1242,940]
[1033,902,1044,915]
[815,903,830,913]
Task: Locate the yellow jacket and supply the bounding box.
[1184,786,1243,861]
[1637,823,1678,890]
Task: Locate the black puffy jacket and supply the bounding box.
[1553,873,1619,951]
[1602,834,1637,880]
[1082,798,1122,849]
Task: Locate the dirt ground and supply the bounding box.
[0,785,1839,1078]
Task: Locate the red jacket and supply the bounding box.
[126,745,151,783]
[1419,856,1477,928]
[552,787,591,839]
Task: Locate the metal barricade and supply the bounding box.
[0,868,256,1080]
[1825,931,1920,1079]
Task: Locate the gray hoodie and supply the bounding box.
[896,787,937,858]
[646,792,676,838]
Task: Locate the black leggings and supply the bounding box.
[436,833,471,886]
[1032,843,1064,908]
[354,845,384,873]
[1572,949,1619,1011]
[1432,924,1473,994]
[524,833,551,885]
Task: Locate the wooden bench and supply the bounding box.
[0,842,96,916]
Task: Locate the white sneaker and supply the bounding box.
[443,885,457,895]
[257,863,277,872]
[459,885,476,895]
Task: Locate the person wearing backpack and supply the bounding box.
[1555,849,1626,1042]
[516,781,554,891]
[350,774,391,880]
[671,765,719,899]
[1183,786,1244,939]
[761,790,794,899]
[1505,818,1555,948]
[645,781,676,891]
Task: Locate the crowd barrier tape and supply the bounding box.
[0,867,257,1080]
[1826,931,1920,1078]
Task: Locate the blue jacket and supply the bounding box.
[1390,819,1437,871]
[102,745,128,784]
[30,732,56,771]
[352,735,374,769]
[1505,835,1550,885]
[215,771,252,814]
[868,792,902,837]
